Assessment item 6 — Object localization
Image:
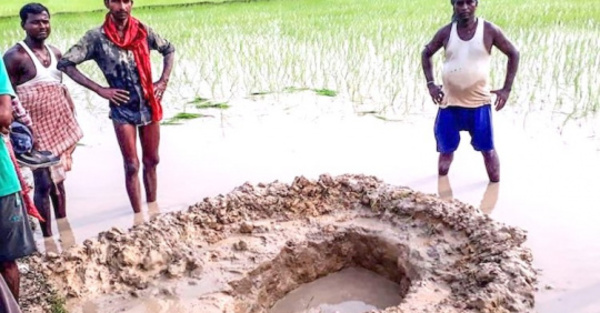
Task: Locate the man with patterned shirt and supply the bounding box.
[4,3,83,237]
[58,0,175,213]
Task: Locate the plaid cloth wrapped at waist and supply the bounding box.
[16,81,83,156]
[11,97,32,129]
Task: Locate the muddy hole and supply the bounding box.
[270,267,403,313]
[231,231,414,313]
[26,174,536,313]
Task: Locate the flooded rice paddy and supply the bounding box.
[0,1,597,312]
[19,91,600,313]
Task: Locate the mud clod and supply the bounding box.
[240,222,254,234]
[234,240,249,251]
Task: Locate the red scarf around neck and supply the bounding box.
[103,14,163,121]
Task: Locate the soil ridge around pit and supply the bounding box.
[22,174,537,313]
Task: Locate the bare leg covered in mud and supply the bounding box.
[114,121,160,213]
[114,122,143,213]
[139,122,160,203]
[439,151,499,182]
[482,150,500,182]
[438,152,454,176]
[33,168,66,237]
[51,182,67,219]
[0,261,20,300]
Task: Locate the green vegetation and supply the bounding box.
[49,293,67,313]
[284,86,310,93]
[189,97,230,109]
[0,0,231,17]
[161,112,212,125]
[314,88,337,97]
[195,102,230,109]
[0,0,598,128]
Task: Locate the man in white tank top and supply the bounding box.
[421,0,520,182]
[3,3,83,238]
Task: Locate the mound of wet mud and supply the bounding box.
[23,174,536,313]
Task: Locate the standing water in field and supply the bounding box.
[269,267,402,313]
[13,91,600,313]
[0,0,597,311]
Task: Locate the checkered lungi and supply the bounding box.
[16,82,83,183]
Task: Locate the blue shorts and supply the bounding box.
[434,104,494,153]
[109,104,152,126]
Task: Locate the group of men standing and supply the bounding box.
[0,0,519,311]
[0,0,175,310]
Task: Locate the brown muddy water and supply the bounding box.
[269,267,402,313]
[28,91,600,313]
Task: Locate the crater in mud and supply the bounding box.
[270,267,402,313]
[231,231,413,312]
[22,174,538,313]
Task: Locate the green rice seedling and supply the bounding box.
[314,88,337,97]
[283,86,310,93]
[189,96,211,104]
[0,0,597,132]
[161,112,212,125]
[250,91,274,96]
[195,102,230,109]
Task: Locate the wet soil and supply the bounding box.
[24,174,535,313]
[17,92,600,312]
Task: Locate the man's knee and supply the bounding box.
[142,154,159,169]
[482,149,498,158]
[438,152,454,175]
[123,159,140,176]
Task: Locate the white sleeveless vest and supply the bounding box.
[17,41,62,87]
[441,18,492,108]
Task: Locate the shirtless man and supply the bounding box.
[421,0,520,182]
[3,3,83,237]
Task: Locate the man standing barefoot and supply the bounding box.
[421,0,520,182]
[58,0,175,213]
[0,53,36,310]
[4,3,83,237]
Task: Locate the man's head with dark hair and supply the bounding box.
[19,3,51,42]
[104,0,134,23]
[19,3,50,25]
[450,0,478,4]
[450,0,478,23]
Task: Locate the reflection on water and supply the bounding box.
[437,176,453,201]
[437,176,500,215]
[41,217,76,254]
[28,92,600,312]
[479,182,500,215]
[147,201,161,219]
[132,212,145,227]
